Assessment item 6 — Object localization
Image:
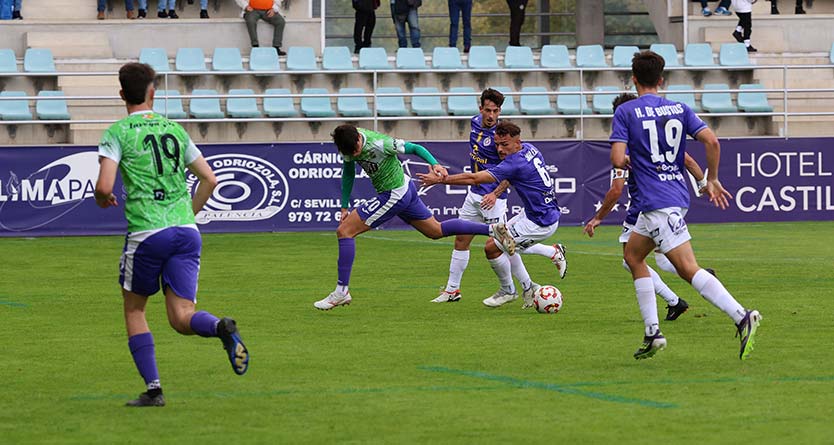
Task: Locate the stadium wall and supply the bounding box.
[0,138,832,237]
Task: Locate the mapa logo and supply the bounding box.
[187,154,289,224]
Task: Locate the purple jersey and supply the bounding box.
[610,94,707,212]
[487,142,560,226]
[469,115,507,198]
[611,168,640,225]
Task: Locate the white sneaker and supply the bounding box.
[491,223,516,255]
[482,289,518,307]
[314,291,352,310]
[521,282,540,309]
[551,243,568,279]
[431,289,461,303]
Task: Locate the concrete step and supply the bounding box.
[26,32,113,58]
[18,0,308,21]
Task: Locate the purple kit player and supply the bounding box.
[95,63,249,407]
[610,50,761,360]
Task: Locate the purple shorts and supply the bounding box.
[356,180,433,228]
[119,226,201,301]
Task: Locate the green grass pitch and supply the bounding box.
[1,221,832,443]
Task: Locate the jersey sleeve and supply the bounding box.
[183,136,203,165]
[97,126,122,163]
[487,156,516,183]
[683,104,708,138]
[609,107,629,143]
[382,136,406,155]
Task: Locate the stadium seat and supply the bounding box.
[447,87,479,115]
[665,84,701,112]
[494,87,519,115]
[249,47,280,72]
[176,48,207,72]
[831,42,834,64]
[0,91,32,120]
[337,87,371,117]
[649,43,681,67]
[719,43,751,66]
[263,88,298,117]
[520,86,554,115]
[0,48,16,72]
[556,86,591,115]
[323,46,353,70]
[375,87,408,116]
[287,47,317,71]
[540,45,571,69]
[212,48,244,71]
[226,88,261,118]
[701,84,737,113]
[576,45,607,68]
[23,48,55,73]
[395,48,425,70]
[411,87,444,116]
[36,91,70,120]
[152,90,187,119]
[301,88,335,117]
[591,86,620,114]
[738,84,773,112]
[612,45,639,68]
[190,89,224,118]
[504,46,535,69]
[359,47,391,70]
[432,47,463,69]
[684,43,715,67]
[139,48,170,73]
[468,46,499,69]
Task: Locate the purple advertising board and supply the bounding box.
[0,138,831,237]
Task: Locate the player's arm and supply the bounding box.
[186,156,218,215]
[583,176,625,238]
[340,160,356,219]
[481,180,510,210]
[94,157,119,208]
[404,142,447,178]
[610,142,627,169]
[418,170,494,187]
[683,153,708,194]
[694,127,732,209]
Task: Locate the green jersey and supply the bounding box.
[345,128,407,193]
[98,111,202,233]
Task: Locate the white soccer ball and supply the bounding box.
[533,285,563,314]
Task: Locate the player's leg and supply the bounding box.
[435,191,482,302]
[482,238,518,307]
[314,209,369,310]
[625,212,668,359]
[620,236,687,321]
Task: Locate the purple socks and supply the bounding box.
[337,238,356,286]
[441,219,490,237]
[128,332,160,389]
[190,311,220,337]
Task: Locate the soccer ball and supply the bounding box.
[533,285,563,314]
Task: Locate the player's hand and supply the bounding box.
[96,193,118,209]
[340,208,349,222]
[624,155,631,169]
[245,6,253,11]
[265,8,275,17]
[583,218,600,237]
[481,193,497,210]
[417,172,441,187]
[705,179,733,210]
[430,164,448,179]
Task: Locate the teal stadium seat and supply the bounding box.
[190,89,224,118]
[738,84,773,112]
[576,44,607,68]
[263,88,298,117]
[337,88,371,117]
[23,48,55,72]
[287,47,317,71]
[831,42,834,64]
[301,88,335,117]
[504,46,535,69]
[227,88,261,118]
[556,86,591,115]
[0,49,16,72]
[649,43,681,67]
[396,48,425,69]
[249,47,280,72]
[411,87,444,116]
[684,43,715,67]
[375,87,408,116]
[139,48,170,73]
[0,91,32,120]
[520,86,554,115]
[719,43,751,66]
[359,47,391,70]
[467,46,498,69]
[540,45,571,69]
[176,48,207,71]
[432,47,463,69]
[665,85,701,112]
[153,90,187,119]
[36,91,70,120]
[592,86,619,114]
[212,48,244,71]
[323,46,353,70]
[494,87,518,115]
[612,45,639,68]
[447,87,479,115]
[701,84,737,113]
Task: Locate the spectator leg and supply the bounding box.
[408,8,421,48]
[448,0,460,47]
[267,13,286,48]
[244,10,262,47]
[461,0,472,48]
[364,10,376,49]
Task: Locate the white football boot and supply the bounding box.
[314,291,352,310]
[431,289,461,303]
[521,282,541,309]
[490,223,516,255]
[482,289,518,307]
[551,243,568,279]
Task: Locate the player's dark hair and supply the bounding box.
[495,121,521,138]
[119,62,156,106]
[331,124,360,156]
[632,50,665,88]
[480,88,505,107]
[612,93,638,111]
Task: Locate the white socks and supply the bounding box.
[522,243,556,258]
[488,253,516,294]
[736,25,743,33]
[622,260,679,306]
[445,249,470,292]
[634,277,660,336]
[691,268,746,324]
[508,252,532,291]
[654,253,678,275]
